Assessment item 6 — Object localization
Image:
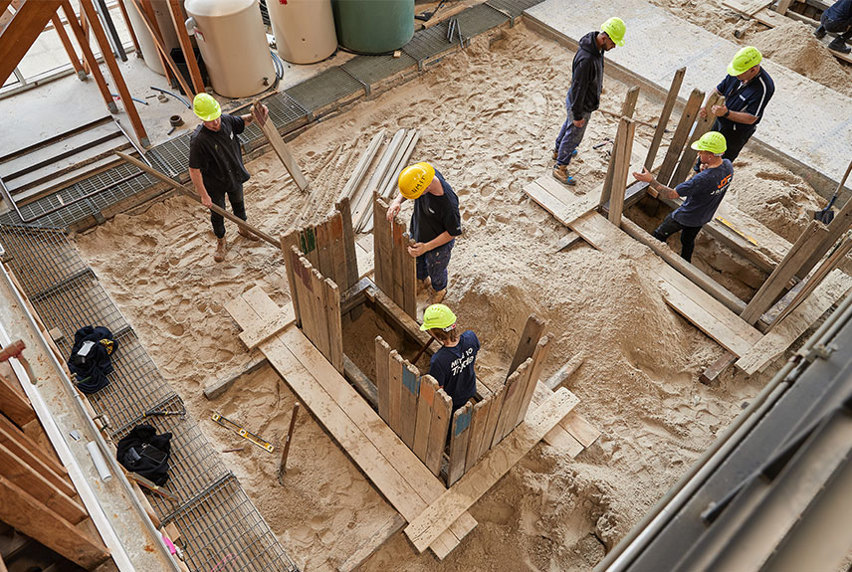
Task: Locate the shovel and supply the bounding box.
[814,158,852,224]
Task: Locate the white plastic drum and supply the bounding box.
[126,0,182,76]
[267,0,337,64]
[184,0,275,98]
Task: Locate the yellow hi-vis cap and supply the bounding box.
[601,17,626,47]
[398,162,436,200]
[193,93,221,121]
[420,304,457,331]
[691,131,727,155]
[727,46,762,76]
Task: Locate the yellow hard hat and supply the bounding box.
[420,304,457,331]
[398,162,435,200]
[691,131,727,155]
[193,93,221,121]
[727,46,762,76]
[601,17,626,47]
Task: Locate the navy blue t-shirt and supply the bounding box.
[673,159,734,227]
[429,330,479,411]
[715,68,774,128]
[410,170,463,244]
[189,114,249,194]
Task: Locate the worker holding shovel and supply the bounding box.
[188,93,268,262]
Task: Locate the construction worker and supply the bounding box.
[552,16,626,186]
[188,93,268,262]
[815,0,852,54]
[387,162,462,304]
[697,46,774,163]
[632,131,733,263]
[420,304,479,413]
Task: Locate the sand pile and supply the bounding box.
[75,23,819,571]
[750,21,852,98]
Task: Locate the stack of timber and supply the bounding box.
[346,128,420,234]
[373,194,417,319]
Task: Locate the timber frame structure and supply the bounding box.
[224,196,601,566]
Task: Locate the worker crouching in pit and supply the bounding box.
[421,304,479,414]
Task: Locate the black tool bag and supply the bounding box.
[116,424,173,486]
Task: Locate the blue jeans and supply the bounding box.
[416,239,454,291]
[555,90,590,166]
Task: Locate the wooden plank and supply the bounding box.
[601,86,640,204]
[507,315,545,378]
[340,131,385,202]
[391,216,406,308]
[514,336,551,427]
[492,364,528,446]
[555,231,582,252]
[404,388,580,552]
[280,232,302,324]
[291,251,318,351]
[671,91,725,187]
[315,217,334,280]
[388,350,404,437]
[324,277,344,372]
[736,270,850,374]
[479,380,505,460]
[543,423,585,457]
[336,198,361,291]
[0,475,109,569]
[375,337,392,422]
[523,180,572,222]
[700,351,737,385]
[366,284,434,347]
[447,402,473,486]
[413,375,436,462]
[464,399,491,472]
[373,194,393,295]
[337,513,406,572]
[358,130,406,231]
[774,0,795,15]
[312,269,333,360]
[661,283,761,356]
[432,514,478,561]
[399,363,420,448]
[544,351,587,390]
[238,305,295,350]
[608,118,636,226]
[657,89,704,187]
[646,67,686,170]
[741,221,828,324]
[0,416,73,497]
[255,108,309,191]
[560,412,601,448]
[0,371,35,428]
[0,442,86,524]
[203,355,268,399]
[425,381,452,476]
[343,355,378,406]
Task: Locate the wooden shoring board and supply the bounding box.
[657,89,704,187]
[601,86,641,205]
[507,315,545,378]
[661,282,761,356]
[375,337,392,422]
[514,335,551,427]
[464,399,492,472]
[391,217,406,311]
[405,388,580,552]
[447,402,473,486]
[388,350,404,437]
[646,67,687,170]
[226,292,477,556]
[413,375,436,462]
[425,378,452,477]
[280,232,302,325]
[736,270,851,375]
[491,363,528,448]
[608,118,636,226]
[336,198,361,291]
[479,379,506,459]
[670,91,725,187]
[256,110,309,191]
[373,195,393,297]
[400,363,420,448]
[324,276,344,372]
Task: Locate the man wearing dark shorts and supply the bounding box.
[387,162,462,304]
[188,93,266,262]
[698,46,774,164]
[634,132,733,263]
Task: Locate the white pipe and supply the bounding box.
[87,441,113,482]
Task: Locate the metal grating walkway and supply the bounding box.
[0,224,299,572]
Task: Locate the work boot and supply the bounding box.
[552,148,578,161]
[828,37,851,53]
[213,238,226,262]
[429,288,446,305]
[238,227,260,241]
[814,25,826,39]
[552,164,576,186]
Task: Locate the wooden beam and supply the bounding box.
[115,0,140,54]
[78,0,149,146]
[365,284,433,347]
[166,0,203,94]
[0,413,67,479]
[254,102,310,191]
[514,336,551,427]
[202,355,268,400]
[646,67,686,170]
[740,220,828,324]
[657,89,704,186]
[50,13,83,77]
[0,0,62,85]
[700,351,737,384]
[61,1,113,110]
[129,0,191,96]
[670,91,724,186]
[404,388,579,552]
[507,315,545,379]
[0,419,74,498]
[342,354,378,407]
[607,118,636,226]
[118,151,280,245]
[0,475,109,568]
[601,86,640,205]
[0,372,35,427]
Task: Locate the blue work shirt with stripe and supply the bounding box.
[715,67,775,128]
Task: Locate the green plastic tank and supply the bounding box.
[332,0,414,54]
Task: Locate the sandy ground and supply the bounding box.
[75,20,839,572]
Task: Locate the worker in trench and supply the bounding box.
[552,16,627,186]
[420,304,480,414]
[815,0,852,54]
[632,131,733,263]
[387,162,462,305]
[188,93,268,262]
[696,46,775,164]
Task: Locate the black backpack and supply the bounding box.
[116,424,172,486]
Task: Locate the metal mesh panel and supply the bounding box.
[285,67,365,113]
[0,226,87,293]
[167,473,297,572]
[486,0,545,18]
[341,52,418,89]
[454,3,511,37]
[402,22,459,63]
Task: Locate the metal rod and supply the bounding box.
[95,0,127,61]
[116,151,281,247]
[411,337,434,364]
[278,402,300,483]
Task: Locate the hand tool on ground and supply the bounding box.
[128,473,179,502]
[411,338,434,365]
[592,138,612,150]
[278,402,300,484]
[211,412,275,453]
[116,151,280,246]
[222,446,245,453]
[143,407,186,419]
[814,158,852,224]
[415,0,447,22]
[447,18,457,42]
[714,216,759,246]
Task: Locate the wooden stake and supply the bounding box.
[646,67,686,170]
[253,100,310,192]
[507,315,545,378]
[670,91,724,186]
[278,402,300,483]
[656,89,704,187]
[50,13,83,77]
[607,118,635,226]
[116,151,280,246]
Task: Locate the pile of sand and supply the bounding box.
[76,23,821,571]
[750,21,852,98]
